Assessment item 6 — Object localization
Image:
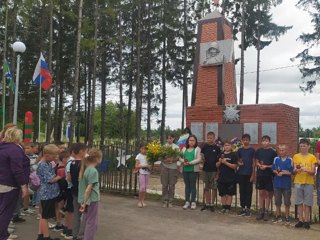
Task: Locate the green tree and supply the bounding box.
[294,0,320,92]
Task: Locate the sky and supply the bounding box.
[164,0,319,130]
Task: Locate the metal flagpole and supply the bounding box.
[38,75,42,142]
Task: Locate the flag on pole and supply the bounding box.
[3,60,14,92]
[32,53,52,91]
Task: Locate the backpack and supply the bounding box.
[29,171,40,191]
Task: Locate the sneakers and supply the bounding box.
[48,222,56,229]
[294,221,304,228]
[285,217,290,224]
[22,208,36,215]
[162,202,167,208]
[64,233,73,240]
[53,225,65,232]
[209,205,215,212]
[245,209,251,217]
[303,222,310,229]
[190,202,196,210]
[220,209,226,214]
[263,210,270,221]
[183,201,190,209]
[238,208,246,216]
[272,216,282,223]
[200,205,207,211]
[168,203,173,208]
[7,234,18,240]
[256,209,264,220]
[12,216,25,223]
[7,227,14,234]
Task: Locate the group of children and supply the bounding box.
[136,131,319,230]
[12,142,102,240]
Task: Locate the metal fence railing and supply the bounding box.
[97,144,320,222]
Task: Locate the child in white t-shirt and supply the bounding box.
[135,144,151,207]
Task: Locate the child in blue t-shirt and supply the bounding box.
[272,144,293,224]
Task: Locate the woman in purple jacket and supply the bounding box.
[0,127,30,240]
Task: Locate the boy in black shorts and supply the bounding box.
[36,144,62,240]
[255,135,277,221]
[216,140,238,214]
[201,132,221,211]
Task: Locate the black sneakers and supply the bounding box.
[256,209,264,220]
[200,205,207,211]
[12,216,26,223]
[295,221,304,228]
[303,222,310,229]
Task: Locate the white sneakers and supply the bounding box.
[183,201,197,210]
[183,201,190,209]
[191,202,197,210]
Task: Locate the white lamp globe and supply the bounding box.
[12,41,26,53]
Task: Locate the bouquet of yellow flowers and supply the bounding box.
[146,141,162,165]
[159,146,181,163]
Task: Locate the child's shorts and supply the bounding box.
[256,176,273,192]
[218,182,236,196]
[274,187,291,207]
[203,171,218,191]
[41,198,56,219]
[295,184,314,207]
[65,188,74,213]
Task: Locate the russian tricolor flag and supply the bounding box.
[33,53,52,91]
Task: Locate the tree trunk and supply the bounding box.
[135,0,143,153]
[54,0,62,142]
[86,63,92,143]
[146,2,152,142]
[239,0,246,105]
[160,1,167,144]
[255,3,261,104]
[100,55,107,147]
[2,0,9,128]
[118,12,124,141]
[70,0,84,144]
[45,0,53,143]
[88,0,99,147]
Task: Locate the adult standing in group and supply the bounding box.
[180,135,201,210]
[0,127,30,240]
[161,134,180,208]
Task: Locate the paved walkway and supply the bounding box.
[14,193,320,240]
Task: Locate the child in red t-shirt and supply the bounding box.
[54,151,70,231]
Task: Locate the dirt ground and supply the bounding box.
[13,193,320,240]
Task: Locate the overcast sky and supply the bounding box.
[164,0,319,130]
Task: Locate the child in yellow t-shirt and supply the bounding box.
[293,138,317,230]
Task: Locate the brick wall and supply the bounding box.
[186,104,299,157]
[194,19,237,107]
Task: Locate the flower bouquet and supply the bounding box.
[231,137,243,152]
[146,141,162,165]
[159,146,181,164]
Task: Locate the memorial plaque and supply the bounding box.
[243,123,258,144]
[220,124,242,142]
[262,122,277,144]
[191,122,204,142]
[205,123,219,141]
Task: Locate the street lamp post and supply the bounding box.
[12,41,26,125]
